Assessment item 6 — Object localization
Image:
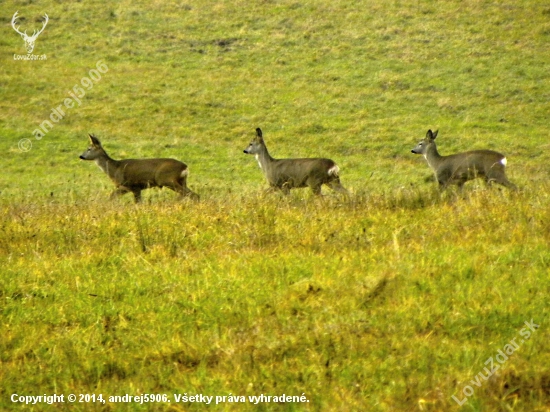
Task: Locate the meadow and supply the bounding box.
[1,0,549,410]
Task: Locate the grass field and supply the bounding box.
[1,0,550,410]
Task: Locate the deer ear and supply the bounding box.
[426,129,433,139]
[255,128,263,138]
[432,130,438,139]
[88,134,101,146]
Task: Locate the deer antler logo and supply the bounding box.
[11,11,49,54]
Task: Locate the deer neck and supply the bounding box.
[424,144,443,172]
[255,144,275,173]
[94,152,120,180]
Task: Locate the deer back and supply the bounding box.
[113,158,188,187]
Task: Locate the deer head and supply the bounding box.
[11,11,49,54]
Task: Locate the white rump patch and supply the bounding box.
[181,168,189,177]
[500,157,507,166]
[328,165,340,176]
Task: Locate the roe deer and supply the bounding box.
[411,129,516,191]
[243,128,348,196]
[80,134,199,202]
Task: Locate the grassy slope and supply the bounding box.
[1,0,549,410]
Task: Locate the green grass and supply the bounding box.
[1,0,550,410]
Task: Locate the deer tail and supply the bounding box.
[328,164,340,177]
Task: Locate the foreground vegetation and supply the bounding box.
[1,190,549,411]
[1,0,549,410]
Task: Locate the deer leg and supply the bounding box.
[310,184,323,196]
[304,176,323,196]
[502,179,518,191]
[167,179,199,201]
[170,185,186,197]
[326,178,349,196]
[493,177,518,191]
[483,176,494,187]
[167,184,184,198]
[177,186,199,201]
[182,187,200,200]
[132,190,142,203]
[280,183,292,195]
[179,177,200,200]
[486,169,517,191]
